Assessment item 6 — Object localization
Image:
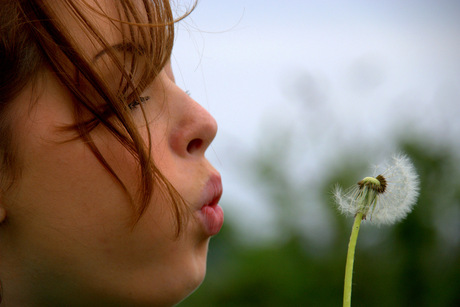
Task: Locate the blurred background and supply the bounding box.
[172,0,460,306]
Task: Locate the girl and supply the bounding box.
[0,0,223,305]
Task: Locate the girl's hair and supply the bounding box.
[0,0,195,234]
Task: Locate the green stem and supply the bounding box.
[343,212,364,307]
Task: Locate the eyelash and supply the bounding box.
[128,96,150,110]
[126,90,189,110]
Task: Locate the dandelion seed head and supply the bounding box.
[333,154,420,225]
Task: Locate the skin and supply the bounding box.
[0,1,219,306]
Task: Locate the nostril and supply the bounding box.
[187,138,203,154]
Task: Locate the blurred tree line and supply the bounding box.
[180,133,460,306]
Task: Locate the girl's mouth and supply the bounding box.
[198,174,224,236]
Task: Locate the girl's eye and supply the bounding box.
[128,96,150,110]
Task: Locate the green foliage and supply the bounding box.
[181,138,460,307]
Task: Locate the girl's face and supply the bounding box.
[1,1,222,306]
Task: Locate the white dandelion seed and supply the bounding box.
[333,154,420,225]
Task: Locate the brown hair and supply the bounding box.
[0,0,195,234]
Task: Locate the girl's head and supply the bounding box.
[0,0,223,305]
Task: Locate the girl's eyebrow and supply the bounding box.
[93,42,146,62]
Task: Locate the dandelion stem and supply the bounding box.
[343,211,363,307]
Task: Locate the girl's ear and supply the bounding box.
[0,207,6,224]
[0,201,6,223]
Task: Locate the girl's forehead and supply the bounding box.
[47,0,149,60]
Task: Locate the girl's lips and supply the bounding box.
[198,174,224,236]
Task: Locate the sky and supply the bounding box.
[171,0,460,242]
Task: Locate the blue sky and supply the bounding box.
[173,0,460,144]
[171,0,460,241]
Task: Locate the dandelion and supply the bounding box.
[334,154,419,225]
[333,154,420,307]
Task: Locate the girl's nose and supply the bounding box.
[169,95,217,158]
